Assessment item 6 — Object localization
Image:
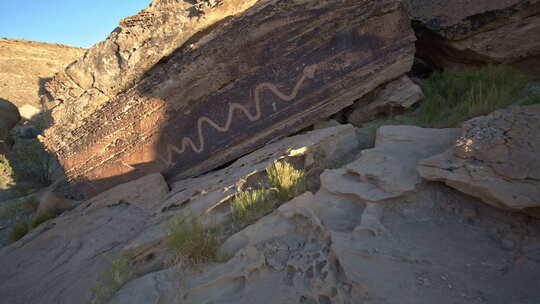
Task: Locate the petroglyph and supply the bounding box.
[160,64,318,167]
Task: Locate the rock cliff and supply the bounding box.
[42,0,416,197]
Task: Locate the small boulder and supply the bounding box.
[0,99,21,154]
[418,105,540,213]
[347,76,424,126]
[18,104,41,120]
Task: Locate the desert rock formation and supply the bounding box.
[418,105,540,214]
[41,0,416,197]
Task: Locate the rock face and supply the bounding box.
[321,126,460,202]
[0,98,21,154]
[0,38,85,109]
[42,0,416,197]
[418,105,540,213]
[404,0,540,66]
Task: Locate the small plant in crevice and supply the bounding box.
[166,215,221,268]
[266,161,306,201]
[88,256,132,304]
[30,211,58,229]
[231,188,276,225]
[230,161,307,226]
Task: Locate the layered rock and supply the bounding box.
[321,126,460,202]
[418,105,540,213]
[404,0,540,66]
[0,38,85,109]
[42,0,416,197]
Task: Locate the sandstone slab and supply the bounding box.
[321,126,460,202]
[42,0,415,198]
[418,105,540,212]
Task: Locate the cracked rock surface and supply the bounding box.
[418,105,540,213]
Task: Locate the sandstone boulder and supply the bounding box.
[347,75,424,126]
[418,105,540,213]
[0,98,20,154]
[321,125,460,202]
[404,0,540,66]
[42,0,416,197]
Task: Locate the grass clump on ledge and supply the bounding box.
[415,65,539,128]
[231,189,276,224]
[10,221,29,242]
[230,161,306,225]
[166,215,221,267]
[88,256,132,304]
[266,161,306,201]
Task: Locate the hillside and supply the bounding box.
[0,38,85,109]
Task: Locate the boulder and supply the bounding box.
[0,98,20,154]
[18,104,41,120]
[404,0,540,66]
[321,125,460,202]
[347,75,424,126]
[418,105,540,213]
[41,0,416,197]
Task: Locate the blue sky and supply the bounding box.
[0,0,151,48]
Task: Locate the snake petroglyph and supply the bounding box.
[159,64,318,168]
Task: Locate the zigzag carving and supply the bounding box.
[160,64,318,167]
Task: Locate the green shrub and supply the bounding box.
[88,256,132,304]
[416,66,532,127]
[10,139,52,185]
[30,212,57,229]
[166,215,220,267]
[231,189,276,224]
[0,196,39,221]
[266,161,306,201]
[10,221,29,242]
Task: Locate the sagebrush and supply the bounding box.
[166,215,221,267]
[88,256,132,304]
